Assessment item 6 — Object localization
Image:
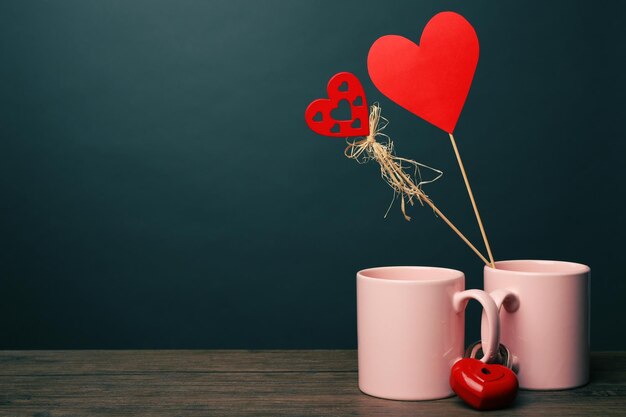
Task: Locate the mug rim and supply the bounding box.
[357,266,463,284]
[486,259,590,276]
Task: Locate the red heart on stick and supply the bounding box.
[367,11,479,133]
[305,72,370,137]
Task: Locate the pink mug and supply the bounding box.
[357,266,500,400]
[482,260,590,390]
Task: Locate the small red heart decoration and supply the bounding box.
[450,358,518,410]
[305,72,369,137]
[367,11,479,133]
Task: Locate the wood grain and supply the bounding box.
[0,351,624,416]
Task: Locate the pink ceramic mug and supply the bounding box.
[482,260,590,390]
[357,266,500,400]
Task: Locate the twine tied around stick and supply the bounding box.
[344,103,442,221]
[342,103,491,266]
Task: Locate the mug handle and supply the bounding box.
[480,289,520,362]
[453,289,500,363]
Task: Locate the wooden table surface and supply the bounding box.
[0,350,624,416]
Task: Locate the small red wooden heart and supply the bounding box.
[367,11,479,133]
[305,72,369,137]
[450,358,518,410]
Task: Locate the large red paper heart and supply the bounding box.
[305,72,369,137]
[367,11,479,133]
[450,358,518,410]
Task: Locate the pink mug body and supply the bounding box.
[484,260,590,390]
[357,266,499,400]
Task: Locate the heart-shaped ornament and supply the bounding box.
[367,11,479,133]
[450,358,518,410]
[305,72,369,137]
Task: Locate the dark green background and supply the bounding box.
[1,1,624,349]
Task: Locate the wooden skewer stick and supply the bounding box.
[449,133,496,268]
[380,149,490,266]
[422,196,491,266]
[344,105,491,266]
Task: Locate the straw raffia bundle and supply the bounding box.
[344,104,442,221]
